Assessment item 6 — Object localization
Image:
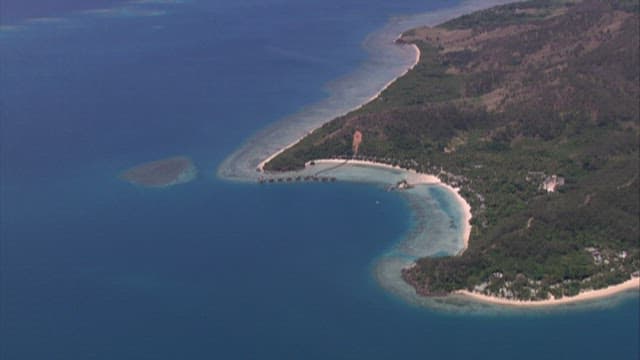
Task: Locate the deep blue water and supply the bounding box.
[1,1,639,359]
[0,1,131,23]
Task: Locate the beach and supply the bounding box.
[302,161,637,309]
[223,0,637,310]
[217,0,519,181]
[309,159,473,252]
[255,44,422,173]
[456,278,640,307]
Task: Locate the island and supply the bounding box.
[262,0,640,304]
[120,156,197,188]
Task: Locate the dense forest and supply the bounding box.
[265,0,639,300]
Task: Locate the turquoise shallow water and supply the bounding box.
[1,1,639,359]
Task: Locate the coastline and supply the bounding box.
[217,0,519,181]
[456,278,640,308]
[255,43,422,172]
[309,159,472,251]
[314,161,637,309]
[221,0,639,310]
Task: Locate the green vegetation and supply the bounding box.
[439,0,575,30]
[365,43,463,110]
[265,0,639,300]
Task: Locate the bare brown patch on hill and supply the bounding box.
[352,130,363,155]
[401,0,639,115]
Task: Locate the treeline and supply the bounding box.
[266,0,640,299]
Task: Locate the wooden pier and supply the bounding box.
[258,175,336,184]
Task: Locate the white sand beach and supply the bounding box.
[218,1,520,181]
[310,159,473,251]
[255,44,421,172]
[229,0,637,309]
[456,277,640,307]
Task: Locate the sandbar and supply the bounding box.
[120,156,197,188]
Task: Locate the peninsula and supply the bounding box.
[120,156,197,188]
[263,0,640,304]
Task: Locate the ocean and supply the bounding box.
[1,1,638,359]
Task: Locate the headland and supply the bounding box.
[221,0,640,310]
[218,0,521,181]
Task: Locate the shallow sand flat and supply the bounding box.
[120,156,197,188]
[258,160,472,307]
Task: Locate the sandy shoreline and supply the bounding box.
[362,44,421,107]
[244,0,638,309]
[310,162,637,308]
[219,1,521,181]
[310,159,473,251]
[456,278,640,307]
[255,44,421,172]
